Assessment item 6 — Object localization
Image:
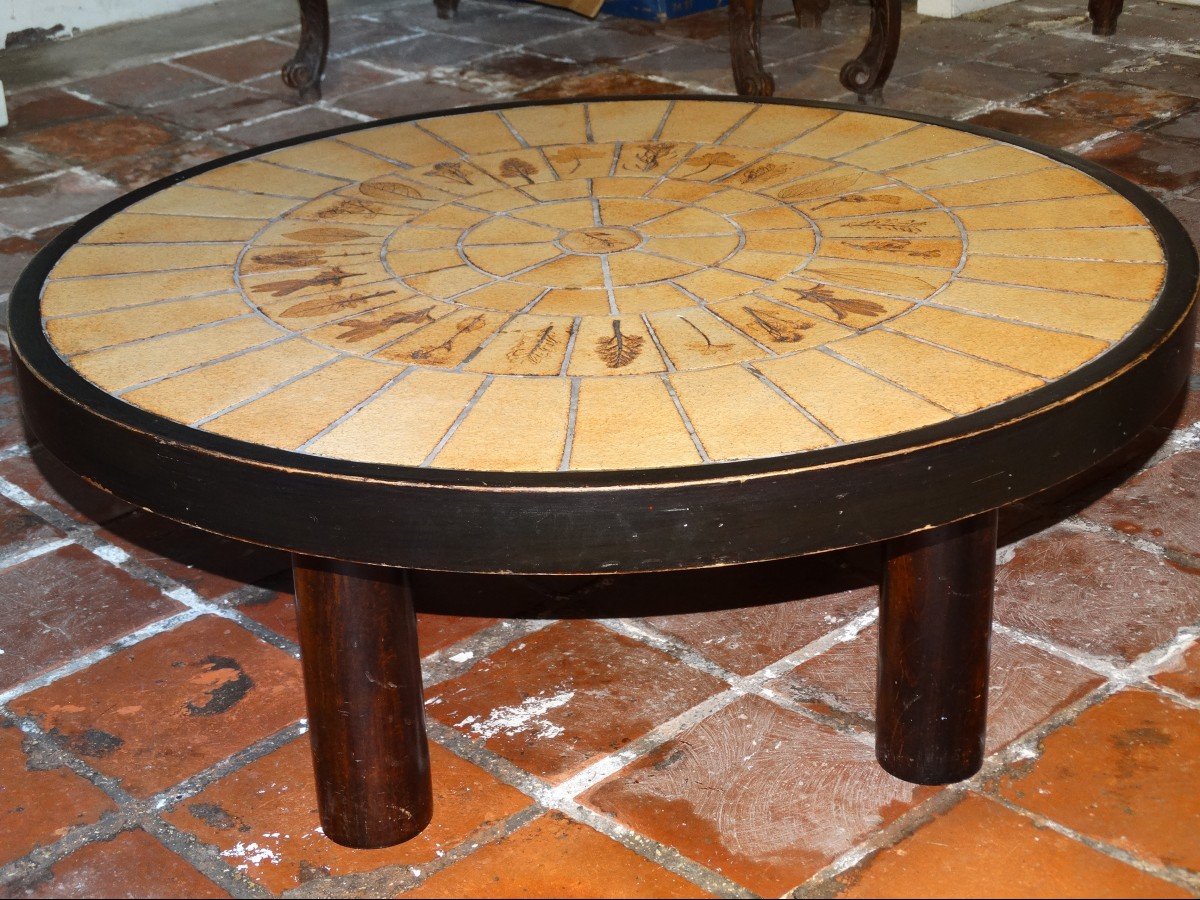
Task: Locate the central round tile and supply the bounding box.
[559,226,642,254]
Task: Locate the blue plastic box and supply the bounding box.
[599,0,728,21]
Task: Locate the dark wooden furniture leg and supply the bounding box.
[877,510,998,784]
[1088,0,1124,35]
[730,0,776,97]
[840,0,901,104]
[293,555,433,849]
[434,0,462,19]
[792,0,831,28]
[282,0,329,102]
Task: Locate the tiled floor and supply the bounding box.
[1,0,1199,896]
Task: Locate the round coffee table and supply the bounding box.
[9,97,1196,850]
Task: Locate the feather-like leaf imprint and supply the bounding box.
[844,239,940,259]
[281,226,371,243]
[281,289,392,320]
[736,161,788,184]
[683,151,743,176]
[626,142,678,173]
[250,266,357,298]
[743,305,813,343]
[776,172,865,202]
[249,248,372,270]
[844,218,925,234]
[549,146,606,174]
[359,181,426,205]
[410,314,488,361]
[596,319,644,368]
[812,192,901,211]
[506,325,559,363]
[336,306,436,342]
[316,198,383,220]
[426,161,474,185]
[781,285,886,321]
[680,316,733,353]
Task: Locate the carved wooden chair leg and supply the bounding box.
[1088,0,1124,36]
[877,511,997,784]
[730,0,776,97]
[840,0,901,104]
[434,0,462,20]
[282,0,330,102]
[792,0,831,28]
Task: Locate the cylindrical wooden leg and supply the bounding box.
[877,511,997,784]
[293,555,432,848]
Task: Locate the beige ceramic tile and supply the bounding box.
[932,281,1147,340]
[598,197,678,227]
[132,185,298,219]
[694,188,777,214]
[642,234,741,266]
[568,316,666,376]
[757,350,949,442]
[889,144,1055,189]
[433,376,570,471]
[189,160,349,198]
[284,193,415,228]
[721,250,803,281]
[513,199,596,230]
[464,217,559,245]
[460,186,535,213]
[967,227,1162,262]
[238,242,380,276]
[723,104,839,149]
[81,213,265,245]
[639,207,731,237]
[955,196,1147,230]
[802,258,950,300]
[263,139,401,181]
[123,339,337,425]
[648,309,762,370]
[960,255,1164,300]
[336,125,459,166]
[616,142,688,177]
[839,124,989,171]
[471,149,557,186]
[457,282,547,313]
[672,365,833,460]
[767,167,890,203]
[832,330,1043,415]
[253,220,394,247]
[659,100,756,143]
[930,168,1109,207]
[522,179,593,202]
[709,299,851,353]
[387,227,461,252]
[587,100,672,143]
[608,251,695,286]
[759,277,912,329]
[307,369,485,465]
[722,154,829,190]
[889,306,1109,378]
[374,308,505,366]
[569,376,701,470]
[501,105,589,148]
[42,268,237,316]
[303,298,455,354]
[464,243,562,277]
[339,177,446,212]
[409,203,491,230]
[544,143,617,180]
[404,265,492,300]
[420,112,522,155]
[47,294,249,356]
[53,243,242,278]
[819,210,961,239]
[74,316,283,393]
[649,179,722,203]
[205,356,397,448]
[465,315,572,376]
[516,254,605,289]
[730,205,812,232]
[781,112,917,158]
[242,260,393,301]
[591,176,660,199]
[255,284,415,330]
[818,237,962,268]
[673,269,762,303]
[794,186,935,220]
[612,284,696,314]
[534,288,611,316]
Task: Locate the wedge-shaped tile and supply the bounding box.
[82,213,265,244]
[570,375,701,470]
[782,112,917,158]
[132,185,297,219]
[608,251,695,286]
[47,294,248,356]
[502,104,588,147]
[517,254,605,289]
[956,195,1146,230]
[256,284,413,329]
[544,143,616,179]
[820,210,960,238]
[588,100,671,143]
[434,376,570,471]
[889,144,1054,188]
[968,227,1162,261]
[307,369,485,465]
[960,255,1164,300]
[757,350,948,442]
[189,160,349,198]
[464,243,562,277]
[659,100,756,143]
[803,258,950,300]
[263,139,401,180]
[305,298,453,353]
[841,124,989,170]
[930,167,1108,207]
[762,277,911,328]
[421,111,523,155]
[613,283,695,314]
[934,281,1146,340]
[466,315,572,376]
[43,268,237,316]
[53,243,241,278]
[723,104,839,149]
[648,309,762,370]
[375,308,505,367]
[819,236,961,267]
[568,316,666,376]
[710,298,850,353]
[337,124,457,166]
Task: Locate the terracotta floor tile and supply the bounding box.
[641,560,875,675]
[994,527,1200,662]
[149,87,296,133]
[100,510,289,600]
[162,738,531,893]
[175,39,297,84]
[965,108,1111,149]
[245,59,396,103]
[219,107,363,149]
[402,811,706,899]
[1153,641,1200,700]
[91,139,231,190]
[1025,79,1196,130]
[773,626,1103,751]
[1079,450,1200,563]
[426,620,727,783]
[72,63,221,108]
[21,115,179,167]
[1083,131,1200,192]
[995,689,1200,872]
[0,226,61,296]
[0,146,56,186]
[0,720,116,866]
[583,694,934,896]
[0,544,182,691]
[833,793,1188,899]
[9,615,303,797]
[0,447,134,526]
[1,89,109,136]
[519,70,690,100]
[334,80,495,120]
[0,171,122,233]
[6,829,227,899]
[0,493,63,559]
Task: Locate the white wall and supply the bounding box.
[921,0,1200,18]
[2,0,218,41]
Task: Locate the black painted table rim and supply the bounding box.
[9,95,1198,575]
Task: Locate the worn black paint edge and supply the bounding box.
[8,95,1198,493]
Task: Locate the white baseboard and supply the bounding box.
[2,0,219,43]
[916,0,1018,18]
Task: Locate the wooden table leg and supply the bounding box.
[293,555,433,849]
[877,511,997,784]
[282,0,329,101]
